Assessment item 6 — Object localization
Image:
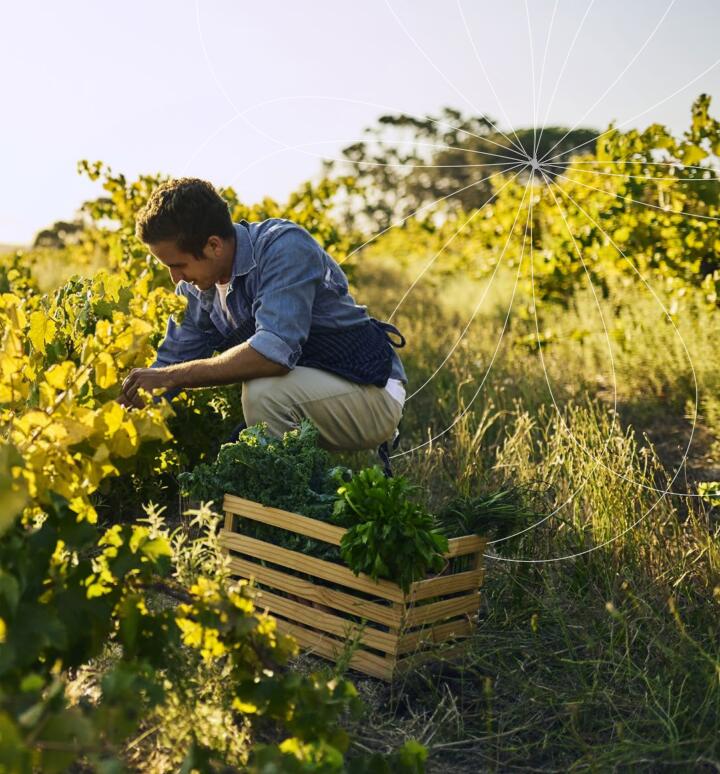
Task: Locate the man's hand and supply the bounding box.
[119,367,176,409]
[117,344,288,409]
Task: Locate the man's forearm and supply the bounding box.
[165,341,289,389]
[119,341,289,408]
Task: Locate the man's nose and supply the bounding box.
[169,268,184,284]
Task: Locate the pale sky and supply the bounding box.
[1,0,719,244]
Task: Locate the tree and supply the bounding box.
[322,107,597,232]
[32,218,85,249]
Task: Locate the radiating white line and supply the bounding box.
[484,177,699,562]
[221,135,528,271]
[539,172,701,500]
[540,0,677,164]
[541,53,720,165]
[190,1,710,513]
[406,168,531,401]
[195,0,526,171]
[391,175,534,458]
[388,167,526,323]
[533,0,560,159]
[385,0,540,158]
[488,168,618,546]
[218,137,532,394]
[536,0,597,155]
[341,166,527,265]
[524,0,538,159]
[543,161,720,184]
[541,169,619,466]
[543,160,719,171]
[455,0,529,158]
[383,0,528,161]
[550,169,720,222]
[221,136,525,173]
[181,93,527,176]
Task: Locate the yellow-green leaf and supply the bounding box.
[28,311,56,355]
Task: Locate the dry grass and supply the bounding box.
[327,254,720,771]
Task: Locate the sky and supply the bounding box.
[1,0,719,245]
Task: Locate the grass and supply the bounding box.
[61,245,720,770]
[325,254,720,771]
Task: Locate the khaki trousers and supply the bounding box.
[241,366,403,452]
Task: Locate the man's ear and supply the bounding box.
[206,235,223,255]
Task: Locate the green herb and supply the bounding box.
[437,485,544,552]
[178,419,340,517]
[178,420,346,560]
[332,466,449,593]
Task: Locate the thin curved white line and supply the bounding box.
[487,167,621,547]
[532,0,560,159]
[536,0,597,156]
[524,0,538,160]
[542,159,719,171]
[388,167,526,323]
[218,133,527,271]
[537,173,702,499]
[541,53,720,165]
[483,179,697,560]
[341,170,528,267]
[406,167,530,401]
[195,1,527,167]
[550,169,720,222]
[540,0,677,163]
[483,170,699,562]
[455,0,528,158]
[391,175,534,459]
[383,0,529,160]
[542,161,720,184]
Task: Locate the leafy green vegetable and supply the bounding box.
[178,419,341,518]
[180,425,453,591]
[437,485,545,553]
[178,420,346,559]
[332,466,449,593]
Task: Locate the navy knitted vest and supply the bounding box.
[219,317,406,388]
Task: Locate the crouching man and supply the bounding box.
[118,178,407,454]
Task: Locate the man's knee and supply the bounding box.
[241,377,295,431]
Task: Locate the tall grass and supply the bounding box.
[338,254,720,771]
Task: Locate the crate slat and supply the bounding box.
[223,496,346,545]
[446,535,487,557]
[405,592,481,628]
[221,531,405,602]
[228,556,402,627]
[397,618,473,655]
[254,588,397,654]
[275,619,395,681]
[220,493,486,680]
[409,568,484,601]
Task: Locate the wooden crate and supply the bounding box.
[219,494,487,681]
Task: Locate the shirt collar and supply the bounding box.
[230,220,256,279]
[193,221,255,305]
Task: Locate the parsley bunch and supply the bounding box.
[332,466,449,593]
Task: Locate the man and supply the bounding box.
[119,178,407,454]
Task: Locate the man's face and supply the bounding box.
[148,238,223,291]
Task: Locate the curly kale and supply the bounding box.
[178,420,345,559]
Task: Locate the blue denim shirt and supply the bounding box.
[150,219,408,395]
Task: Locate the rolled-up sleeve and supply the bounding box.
[247,229,323,369]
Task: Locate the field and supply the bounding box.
[0,99,719,772]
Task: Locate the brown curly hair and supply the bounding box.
[135,178,234,257]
